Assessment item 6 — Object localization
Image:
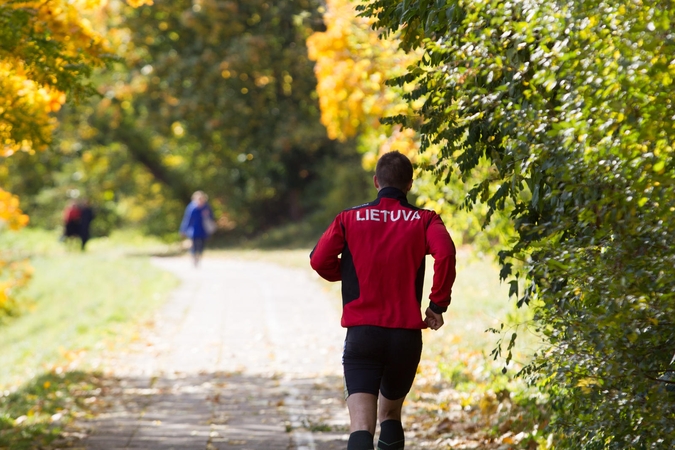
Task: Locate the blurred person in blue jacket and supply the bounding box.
[180,190,216,267]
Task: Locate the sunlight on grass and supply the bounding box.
[0,228,179,389]
[0,371,106,449]
[0,255,177,388]
[0,228,180,448]
[424,247,512,353]
[0,227,180,258]
[209,247,313,269]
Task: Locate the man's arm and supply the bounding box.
[310,215,345,282]
[426,213,457,316]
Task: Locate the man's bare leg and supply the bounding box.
[346,393,377,449]
[377,395,406,450]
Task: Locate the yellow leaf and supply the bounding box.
[307,0,418,142]
[577,377,598,394]
[0,188,29,230]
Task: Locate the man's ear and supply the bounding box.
[405,180,413,193]
[373,175,381,190]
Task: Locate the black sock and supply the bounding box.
[377,419,404,450]
[348,430,374,450]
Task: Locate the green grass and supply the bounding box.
[0,229,179,388]
[0,371,106,450]
[0,227,179,448]
[0,253,177,388]
[0,227,181,258]
[423,247,514,352]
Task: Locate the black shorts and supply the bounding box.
[342,325,422,400]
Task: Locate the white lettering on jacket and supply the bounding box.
[356,209,421,222]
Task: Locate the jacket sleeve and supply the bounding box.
[179,204,193,234]
[426,213,456,313]
[309,214,345,282]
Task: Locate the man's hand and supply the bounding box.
[424,307,444,330]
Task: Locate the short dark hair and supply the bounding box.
[375,151,413,191]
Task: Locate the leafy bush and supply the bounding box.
[357,0,675,447]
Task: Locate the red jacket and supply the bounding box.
[310,187,456,329]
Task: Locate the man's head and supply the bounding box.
[374,151,413,192]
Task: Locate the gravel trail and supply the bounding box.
[77,256,349,450]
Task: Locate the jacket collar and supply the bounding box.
[377,186,408,201]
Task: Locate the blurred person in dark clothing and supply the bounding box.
[62,200,81,243]
[79,199,95,250]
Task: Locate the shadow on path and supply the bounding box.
[57,371,347,450]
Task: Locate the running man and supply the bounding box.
[310,151,456,450]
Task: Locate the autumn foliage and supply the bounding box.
[0,188,31,317]
[0,0,140,317]
[0,0,115,155]
[306,0,418,161]
[0,188,28,231]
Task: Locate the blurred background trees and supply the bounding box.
[1,0,372,239]
[0,0,114,322]
[0,0,111,156]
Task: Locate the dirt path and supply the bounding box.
[75,256,350,449]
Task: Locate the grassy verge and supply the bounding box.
[411,250,548,449]
[0,228,179,449]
